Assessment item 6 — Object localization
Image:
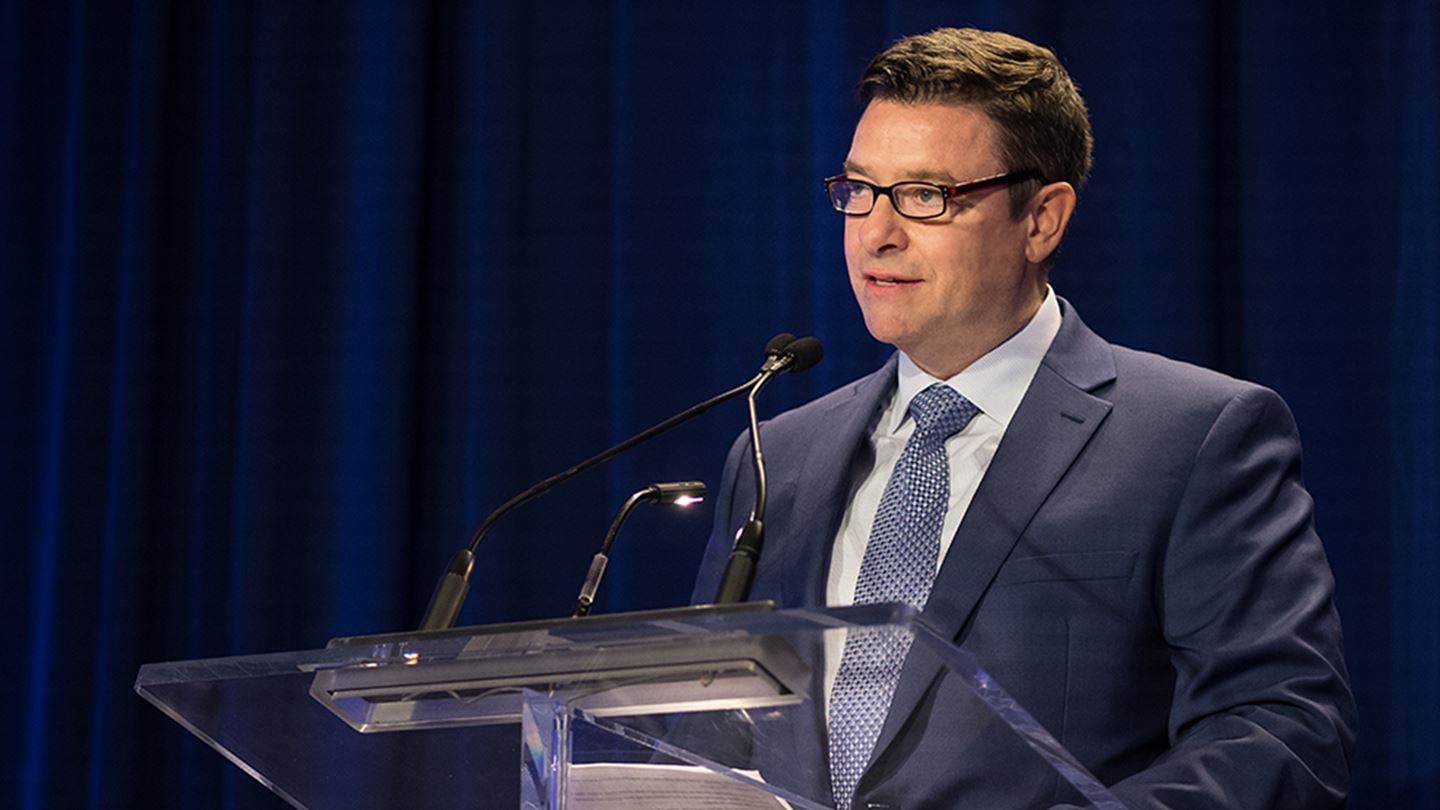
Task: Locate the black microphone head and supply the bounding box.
[764,332,797,358]
[783,336,824,373]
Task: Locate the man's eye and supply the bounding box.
[900,186,940,205]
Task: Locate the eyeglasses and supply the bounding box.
[823,169,1043,219]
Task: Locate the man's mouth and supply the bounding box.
[868,274,919,287]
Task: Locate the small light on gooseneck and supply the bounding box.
[649,481,707,507]
[570,480,709,618]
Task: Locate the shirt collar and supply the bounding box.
[888,286,1062,434]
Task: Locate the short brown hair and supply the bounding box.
[858,27,1093,218]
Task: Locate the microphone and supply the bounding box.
[713,336,824,604]
[764,332,798,357]
[759,332,797,372]
[416,333,817,631]
[571,481,707,618]
[780,336,824,373]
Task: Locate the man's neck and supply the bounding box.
[894,287,1062,430]
[907,288,1049,379]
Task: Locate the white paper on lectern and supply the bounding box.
[566,763,794,809]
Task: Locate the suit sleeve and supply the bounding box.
[1096,386,1356,809]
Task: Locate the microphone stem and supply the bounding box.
[465,373,763,556]
[746,372,776,523]
[572,487,653,617]
[420,336,813,630]
[713,370,781,604]
[599,488,652,558]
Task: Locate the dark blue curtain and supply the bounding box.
[2,1,1436,807]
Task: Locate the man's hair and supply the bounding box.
[858,27,1094,219]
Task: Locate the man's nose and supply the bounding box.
[856,195,909,255]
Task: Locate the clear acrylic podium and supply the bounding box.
[136,602,1127,809]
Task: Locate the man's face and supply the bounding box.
[843,100,1042,376]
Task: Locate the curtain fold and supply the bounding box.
[1389,0,1440,798]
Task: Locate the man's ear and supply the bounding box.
[1024,182,1077,266]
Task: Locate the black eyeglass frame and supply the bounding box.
[822,169,1045,219]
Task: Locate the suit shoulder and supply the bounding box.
[762,364,891,435]
[1109,344,1276,402]
[1104,344,1296,435]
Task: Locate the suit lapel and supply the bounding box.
[863,302,1119,776]
[771,356,898,608]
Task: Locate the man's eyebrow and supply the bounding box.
[840,160,958,184]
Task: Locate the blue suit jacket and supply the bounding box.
[692,301,1355,809]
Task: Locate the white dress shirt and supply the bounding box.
[823,287,1063,704]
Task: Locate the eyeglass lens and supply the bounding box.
[828,180,947,218]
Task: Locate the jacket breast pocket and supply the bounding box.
[993,550,1136,586]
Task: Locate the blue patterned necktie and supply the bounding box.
[828,383,980,810]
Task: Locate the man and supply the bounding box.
[693,27,1355,810]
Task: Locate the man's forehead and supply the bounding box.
[844,100,1001,181]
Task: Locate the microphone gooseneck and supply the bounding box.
[746,334,824,524]
[572,481,706,618]
[713,335,825,604]
[417,333,812,631]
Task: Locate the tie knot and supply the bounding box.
[908,383,980,444]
